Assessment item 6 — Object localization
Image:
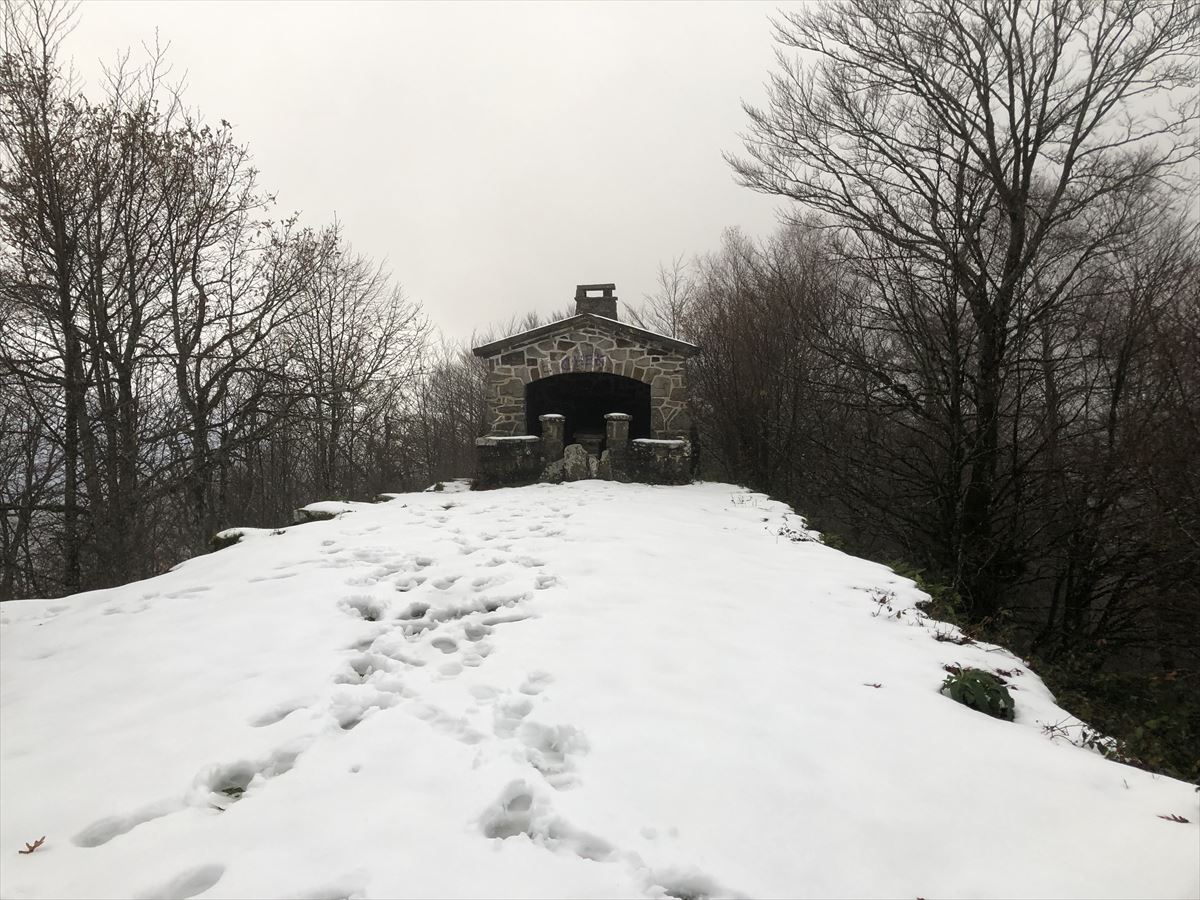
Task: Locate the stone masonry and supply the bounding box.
[472,283,700,488]
[475,323,697,438]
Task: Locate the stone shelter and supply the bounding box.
[472,284,700,488]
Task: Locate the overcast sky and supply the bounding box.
[65,1,801,341]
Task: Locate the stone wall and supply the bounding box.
[481,323,691,438]
[626,439,692,486]
[473,418,694,490]
[473,435,545,489]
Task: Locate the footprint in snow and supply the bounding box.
[479,781,614,861]
[430,636,458,654]
[338,594,389,622]
[72,799,182,848]
[248,572,298,583]
[165,586,211,598]
[412,703,486,744]
[648,867,744,900]
[520,671,553,695]
[397,600,431,620]
[195,746,304,809]
[134,863,225,900]
[248,700,309,728]
[73,744,305,850]
[463,621,492,642]
[283,875,369,900]
[101,602,150,615]
[333,652,397,684]
[493,694,535,737]
[517,720,587,789]
[330,689,398,731]
[438,660,465,678]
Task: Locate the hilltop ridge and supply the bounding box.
[1,481,1197,900]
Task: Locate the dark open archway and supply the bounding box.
[525,373,651,447]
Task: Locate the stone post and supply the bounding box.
[604,412,631,480]
[539,413,564,462]
[605,412,631,447]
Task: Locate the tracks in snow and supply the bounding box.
[65,493,737,898]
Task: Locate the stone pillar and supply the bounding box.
[604,412,631,481]
[539,413,564,461]
[604,412,631,447]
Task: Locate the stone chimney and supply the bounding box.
[575,283,618,320]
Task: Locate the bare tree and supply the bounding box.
[283,224,429,500]
[629,255,694,338]
[405,340,489,486]
[155,113,327,547]
[731,0,1199,619]
[3,4,432,590]
[1,0,93,591]
[681,226,838,498]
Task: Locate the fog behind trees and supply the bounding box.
[3,0,1197,772]
[1,2,450,598]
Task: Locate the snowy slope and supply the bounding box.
[1,482,1196,900]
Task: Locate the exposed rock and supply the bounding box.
[210,530,244,552]
[539,459,565,484]
[210,526,277,551]
[562,444,592,482]
[293,507,345,524]
[596,450,612,480]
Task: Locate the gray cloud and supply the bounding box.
[66,1,798,339]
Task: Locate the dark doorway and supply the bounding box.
[525,373,651,448]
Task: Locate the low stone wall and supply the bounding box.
[475,435,545,489]
[625,439,692,485]
[474,415,695,490]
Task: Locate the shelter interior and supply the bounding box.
[524,372,651,454]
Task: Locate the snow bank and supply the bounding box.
[1,482,1196,899]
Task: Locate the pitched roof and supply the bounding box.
[471,314,700,358]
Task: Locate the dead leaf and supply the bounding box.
[1157,813,1190,823]
[18,836,45,855]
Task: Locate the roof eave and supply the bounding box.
[471,313,700,358]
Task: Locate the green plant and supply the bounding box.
[889,560,964,627]
[1035,659,1200,782]
[942,667,1015,721]
[819,531,848,551]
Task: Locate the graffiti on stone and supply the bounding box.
[560,346,607,373]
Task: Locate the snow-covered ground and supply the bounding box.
[1,482,1196,900]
